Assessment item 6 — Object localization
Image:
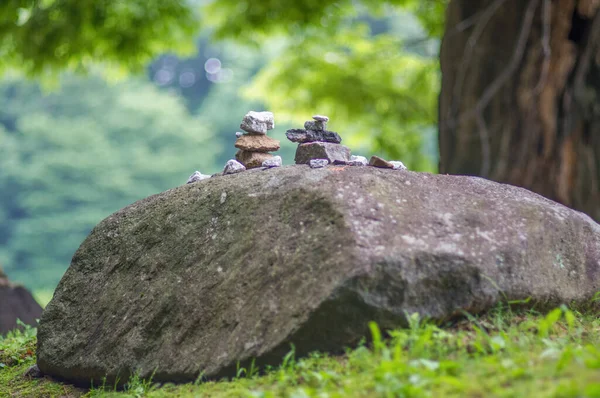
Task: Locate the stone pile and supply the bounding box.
[235,111,280,169]
[286,115,351,167]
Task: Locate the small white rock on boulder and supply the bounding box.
[390,161,407,170]
[223,159,246,175]
[186,171,211,184]
[262,156,282,168]
[348,155,368,166]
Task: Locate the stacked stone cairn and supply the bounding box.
[234,111,281,169]
[286,115,351,168]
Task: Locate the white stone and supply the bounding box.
[187,171,211,184]
[223,159,246,175]
[309,159,329,169]
[312,115,330,122]
[240,111,275,134]
[235,132,243,138]
[390,161,407,170]
[348,155,368,166]
[262,155,282,168]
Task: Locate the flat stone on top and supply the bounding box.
[240,111,275,135]
[286,129,342,144]
[235,135,281,152]
[312,115,329,122]
[295,142,351,165]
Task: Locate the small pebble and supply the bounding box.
[369,155,394,169]
[262,156,282,168]
[348,155,368,166]
[235,132,243,138]
[309,159,329,169]
[223,159,246,175]
[390,161,407,170]
[304,120,327,131]
[312,115,330,122]
[187,171,211,184]
[23,365,43,379]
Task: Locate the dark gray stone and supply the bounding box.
[37,166,600,386]
[294,142,351,165]
[23,365,43,379]
[0,271,42,335]
[304,121,327,131]
[285,129,342,144]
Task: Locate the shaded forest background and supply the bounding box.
[0,3,441,299]
[2,0,599,301]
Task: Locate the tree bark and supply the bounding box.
[440,0,600,222]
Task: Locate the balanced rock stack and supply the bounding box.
[235,111,280,169]
[286,115,351,166]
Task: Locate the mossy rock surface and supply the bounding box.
[37,165,600,385]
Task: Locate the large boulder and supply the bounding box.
[0,268,43,335]
[37,166,600,385]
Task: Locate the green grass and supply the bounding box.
[2,305,600,397]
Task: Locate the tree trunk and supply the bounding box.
[439,0,600,222]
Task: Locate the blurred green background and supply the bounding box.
[0,1,443,304]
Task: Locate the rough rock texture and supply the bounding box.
[286,129,342,144]
[236,150,274,169]
[0,270,43,335]
[309,159,329,168]
[240,111,274,134]
[37,166,600,386]
[294,142,351,164]
[235,135,281,152]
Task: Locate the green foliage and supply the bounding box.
[0,320,36,368]
[245,22,439,170]
[0,0,199,76]
[204,0,447,41]
[0,73,219,290]
[2,306,600,397]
